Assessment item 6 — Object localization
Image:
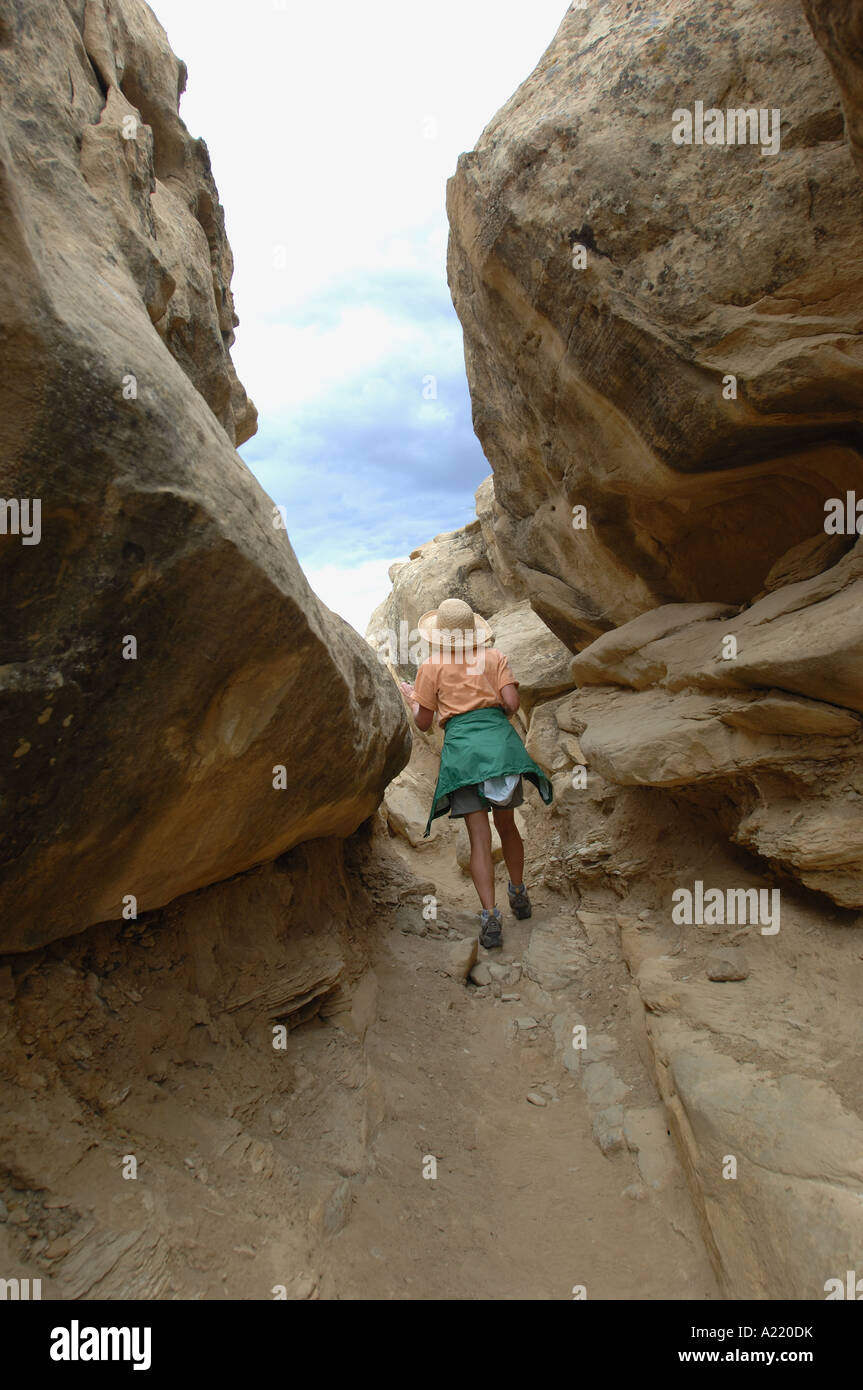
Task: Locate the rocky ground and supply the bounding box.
[0,811,722,1301]
[319,828,719,1301]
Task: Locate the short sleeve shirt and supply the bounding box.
[413,647,518,726]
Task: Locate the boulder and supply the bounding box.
[566,576,863,904]
[447,0,863,646]
[0,0,410,949]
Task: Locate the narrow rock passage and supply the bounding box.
[318,837,719,1300]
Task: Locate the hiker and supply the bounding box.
[399,597,553,949]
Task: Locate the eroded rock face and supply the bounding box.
[567,543,863,906]
[447,0,863,649]
[0,0,410,949]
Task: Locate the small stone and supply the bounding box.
[43,1237,71,1260]
[501,992,520,1002]
[9,1206,29,1226]
[706,947,750,982]
[446,936,478,981]
[583,1062,628,1108]
[593,1105,625,1154]
[469,962,492,986]
[526,1091,547,1107]
[400,922,428,938]
[516,1016,539,1031]
[16,1070,48,1090]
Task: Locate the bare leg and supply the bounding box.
[492,805,524,888]
[464,809,495,909]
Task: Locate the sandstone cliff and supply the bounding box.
[0,0,410,950]
[447,0,863,649]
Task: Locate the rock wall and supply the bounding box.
[0,0,410,950]
[447,0,863,650]
[438,0,863,1298]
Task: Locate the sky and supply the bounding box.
[154,0,569,632]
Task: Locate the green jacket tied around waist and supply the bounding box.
[424,706,553,837]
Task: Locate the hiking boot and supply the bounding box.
[508,881,532,920]
[478,906,503,949]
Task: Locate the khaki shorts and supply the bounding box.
[449,777,524,818]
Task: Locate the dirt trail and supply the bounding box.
[318,835,720,1301]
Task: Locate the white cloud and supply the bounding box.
[154,0,567,417]
[306,557,405,636]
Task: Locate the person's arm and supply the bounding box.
[399,680,435,732]
[496,651,520,714]
[500,681,520,715]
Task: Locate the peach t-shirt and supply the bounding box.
[413,648,518,726]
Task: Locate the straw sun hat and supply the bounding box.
[417,597,493,648]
